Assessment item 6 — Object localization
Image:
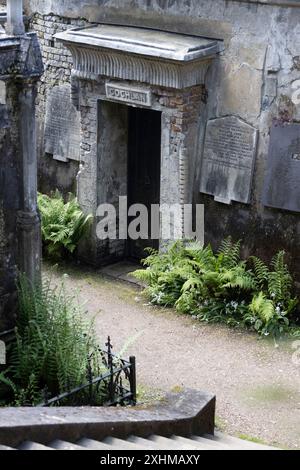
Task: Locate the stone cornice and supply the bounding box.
[56,26,218,89]
[68,45,212,89]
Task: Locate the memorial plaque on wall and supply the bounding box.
[263,123,300,213]
[44,85,80,162]
[200,116,258,204]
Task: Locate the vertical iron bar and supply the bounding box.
[129,356,137,405]
[106,336,114,403]
[87,354,93,404]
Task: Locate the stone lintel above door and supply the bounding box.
[55,24,219,89]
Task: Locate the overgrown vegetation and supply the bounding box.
[0,276,107,406]
[133,239,299,338]
[38,191,92,259]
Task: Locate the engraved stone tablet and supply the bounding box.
[200,116,258,204]
[263,123,300,213]
[44,85,80,162]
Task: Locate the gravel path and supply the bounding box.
[46,263,300,449]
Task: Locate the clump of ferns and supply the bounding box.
[38,191,93,259]
[0,275,105,406]
[134,238,298,338]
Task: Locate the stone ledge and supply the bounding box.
[0,390,215,447]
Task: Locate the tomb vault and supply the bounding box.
[56,24,219,264]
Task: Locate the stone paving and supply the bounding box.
[46,263,300,450]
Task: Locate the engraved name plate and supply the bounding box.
[105,83,152,107]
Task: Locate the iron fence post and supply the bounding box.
[129,356,137,405]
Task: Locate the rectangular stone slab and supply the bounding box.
[56,24,219,62]
[0,390,215,447]
[200,116,258,204]
[105,82,152,107]
[44,84,81,162]
[263,123,300,213]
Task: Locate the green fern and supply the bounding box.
[218,237,241,268]
[250,292,275,323]
[268,251,292,303]
[38,191,92,259]
[251,256,270,290]
[220,265,257,291]
[0,275,108,406]
[131,239,298,338]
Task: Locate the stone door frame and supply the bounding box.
[75,77,204,265]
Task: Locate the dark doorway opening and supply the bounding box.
[127,107,162,260]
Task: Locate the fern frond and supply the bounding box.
[250,292,275,323]
[218,237,241,268]
[268,251,293,302]
[251,256,269,289]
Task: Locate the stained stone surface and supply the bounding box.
[263,124,300,213]
[200,116,258,204]
[44,85,81,162]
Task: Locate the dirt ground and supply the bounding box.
[45,263,300,449]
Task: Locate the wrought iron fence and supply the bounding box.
[39,337,137,407]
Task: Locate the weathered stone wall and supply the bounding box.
[29,13,88,195]
[25,0,300,280]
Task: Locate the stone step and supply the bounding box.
[148,435,200,450]
[171,435,229,450]
[127,435,171,450]
[77,438,114,450]
[49,440,88,451]
[204,432,277,450]
[103,436,147,450]
[18,441,54,451]
[1,433,279,451]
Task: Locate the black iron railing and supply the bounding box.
[39,337,137,407]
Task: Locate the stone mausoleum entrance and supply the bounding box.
[57,24,218,265]
[128,107,161,259]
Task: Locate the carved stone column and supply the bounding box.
[17,79,41,282]
[0,9,43,330]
